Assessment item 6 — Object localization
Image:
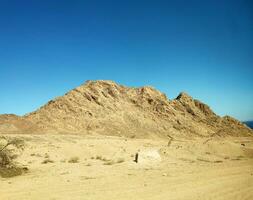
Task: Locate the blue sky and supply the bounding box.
[0,0,252,121]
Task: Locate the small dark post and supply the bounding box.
[134,153,139,163]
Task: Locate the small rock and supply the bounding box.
[162,173,168,176]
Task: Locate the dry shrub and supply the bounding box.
[41,158,54,164]
[95,155,109,161]
[68,157,79,163]
[0,136,27,178]
[95,155,102,160]
[30,153,42,157]
[0,166,26,178]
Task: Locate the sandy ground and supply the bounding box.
[0,134,253,200]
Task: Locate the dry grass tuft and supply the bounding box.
[94,155,110,162]
[68,157,79,163]
[41,159,54,164]
[103,158,125,165]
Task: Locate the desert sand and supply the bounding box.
[1,133,253,200]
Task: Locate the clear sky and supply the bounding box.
[0,0,252,121]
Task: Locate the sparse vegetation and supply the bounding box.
[0,136,27,178]
[95,155,102,160]
[68,156,79,163]
[91,154,125,165]
[31,153,42,157]
[41,158,54,164]
[103,158,125,165]
[94,155,110,162]
[103,160,114,165]
[213,160,223,163]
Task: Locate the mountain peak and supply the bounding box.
[176,92,193,101]
[0,80,252,137]
[84,80,118,86]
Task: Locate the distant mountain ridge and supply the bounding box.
[0,80,252,138]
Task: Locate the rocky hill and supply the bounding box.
[0,80,252,138]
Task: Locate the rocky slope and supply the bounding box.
[0,80,252,138]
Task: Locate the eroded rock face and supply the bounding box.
[0,80,252,138]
